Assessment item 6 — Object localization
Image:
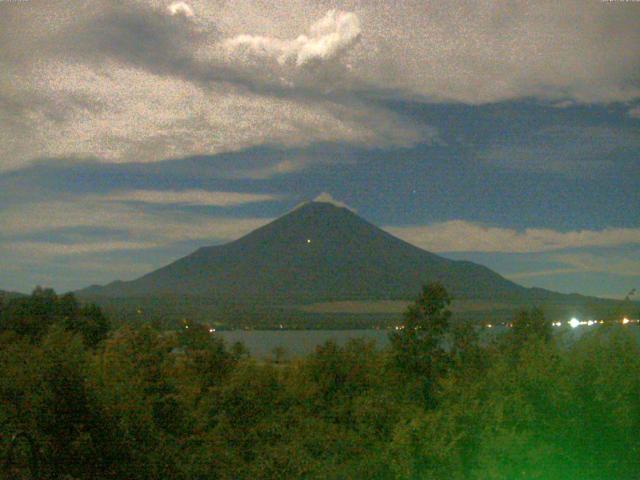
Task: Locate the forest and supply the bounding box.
[1,285,639,479]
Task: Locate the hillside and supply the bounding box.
[79,201,561,303]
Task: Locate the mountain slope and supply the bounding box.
[78,201,571,303]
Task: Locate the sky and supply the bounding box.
[0,0,639,298]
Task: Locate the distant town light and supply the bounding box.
[569,318,580,329]
[622,318,630,325]
[306,239,311,244]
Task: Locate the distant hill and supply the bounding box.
[0,289,26,301]
[79,201,601,309]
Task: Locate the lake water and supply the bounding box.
[216,325,640,358]
[217,329,390,358]
[216,325,640,359]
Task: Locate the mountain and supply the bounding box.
[79,201,573,304]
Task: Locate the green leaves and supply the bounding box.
[1,282,639,479]
[0,288,110,347]
[390,283,453,405]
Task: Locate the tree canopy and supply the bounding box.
[1,284,638,479]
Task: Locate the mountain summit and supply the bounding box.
[79,201,540,302]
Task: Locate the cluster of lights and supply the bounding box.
[566,317,638,328]
[568,318,605,328]
[475,317,639,330]
[621,317,640,325]
[181,321,217,333]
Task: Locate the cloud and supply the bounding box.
[0,250,157,292]
[0,189,276,289]
[289,192,355,212]
[168,1,195,18]
[504,268,584,280]
[2,0,636,175]
[7,240,161,258]
[3,0,640,104]
[503,252,640,281]
[550,252,640,277]
[0,2,434,172]
[223,9,361,67]
[208,0,640,104]
[313,192,351,209]
[0,62,432,172]
[505,252,640,281]
[0,199,271,244]
[479,126,640,175]
[385,221,640,253]
[224,158,309,180]
[104,189,281,206]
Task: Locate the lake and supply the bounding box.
[217,329,390,358]
[216,324,640,359]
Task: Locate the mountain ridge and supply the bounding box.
[77,201,583,305]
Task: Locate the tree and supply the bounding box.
[0,287,58,341]
[231,341,249,361]
[271,345,287,364]
[74,303,110,348]
[510,307,552,346]
[390,283,452,404]
[56,292,80,320]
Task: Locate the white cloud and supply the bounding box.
[104,189,281,206]
[208,0,640,104]
[168,1,194,18]
[7,240,161,258]
[504,268,584,280]
[0,199,271,244]
[224,158,309,179]
[506,253,640,281]
[0,0,638,174]
[0,62,433,172]
[289,192,355,212]
[223,10,361,67]
[0,192,276,289]
[479,125,640,174]
[550,252,640,277]
[0,251,157,292]
[385,221,640,253]
[313,192,351,209]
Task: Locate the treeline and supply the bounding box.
[1,285,639,479]
[91,297,401,331]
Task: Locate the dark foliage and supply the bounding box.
[1,284,639,479]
